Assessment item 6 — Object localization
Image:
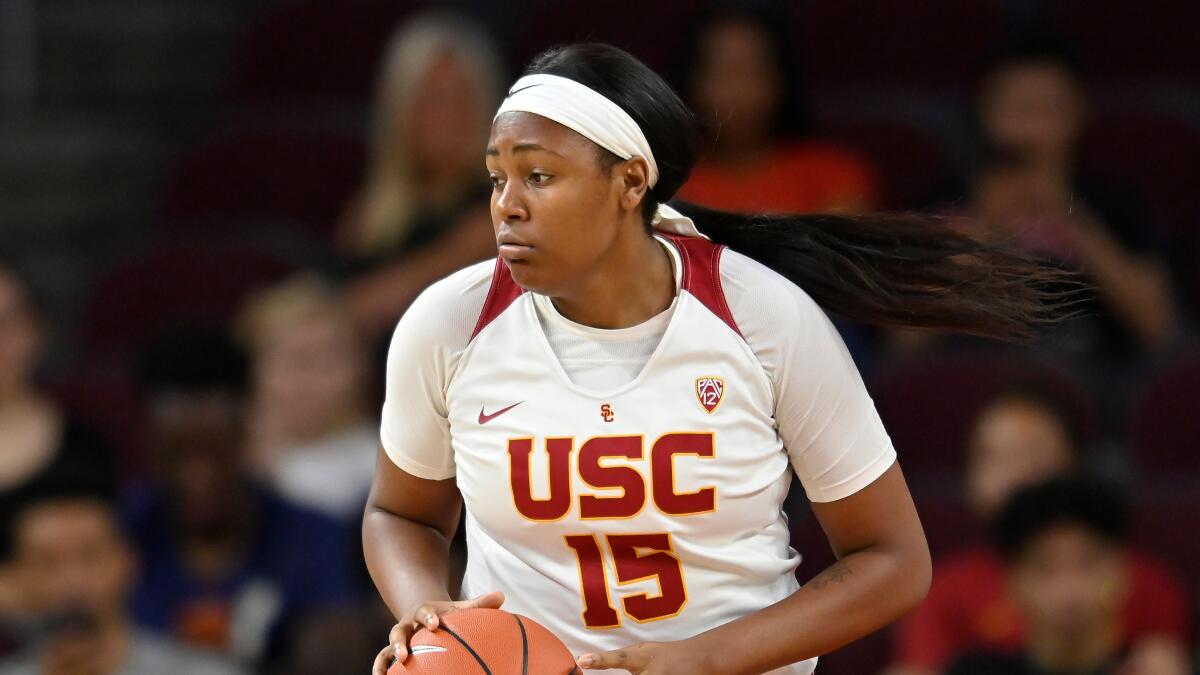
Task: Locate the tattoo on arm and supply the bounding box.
[808,560,853,590]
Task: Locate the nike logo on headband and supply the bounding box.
[506,83,543,98]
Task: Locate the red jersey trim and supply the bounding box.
[661,234,743,338]
[470,258,527,341]
[470,237,743,341]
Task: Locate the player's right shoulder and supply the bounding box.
[390,259,496,355]
[411,258,496,310]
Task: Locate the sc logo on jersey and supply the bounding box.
[600,403,614,423]
[695,376,725,413]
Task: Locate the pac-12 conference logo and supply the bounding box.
[695,377,725,413]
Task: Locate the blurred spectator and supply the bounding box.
[947,475,1190,675]
[946,35,1177,356]
[126,328,353,668]
[0,474,242,675]
[889,383,1189,675]
[0,261,116,643]
[237,275,377,522]
[338,12,502,338]
[674,7,878,214]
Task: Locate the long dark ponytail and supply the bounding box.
[527,43,1079,341]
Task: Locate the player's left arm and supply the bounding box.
[581,265,930,673]
[579,462,930,674]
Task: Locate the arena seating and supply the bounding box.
[81,243,292,356]
[1060,0,1200,85]
[1132,494,1200,616]
[229,0,423,105]
[870,353,1087,478]
[160,129,365,238]
[1129,356,1200,477]
[793,0,1000,92]
[512,0,704,76]
[1080,111,1200,233]
[817,117,950,210]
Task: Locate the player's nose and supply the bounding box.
[494,180,529,222]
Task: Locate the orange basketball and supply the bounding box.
[387,608,579,675]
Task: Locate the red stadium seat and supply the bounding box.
[81,243,293,356]
[1190,236,1200,320]
[1060,0,1200,85]
[513,0,704,76]
[229,0,423,104]
[870,353,1089,478]
[816,117,949,209]
[44,361,144,476]
[1132,493,1200,600]
[1080,112,1200,233]
[160,129,365,237]
[915,495,983,557]
[1129,357,1200,476]
[794,0,1001,91]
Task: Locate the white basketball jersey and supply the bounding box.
[382,234,897,675]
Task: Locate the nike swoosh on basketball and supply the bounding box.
[479,401,523,424]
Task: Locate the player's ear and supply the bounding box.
[617,158,650,213]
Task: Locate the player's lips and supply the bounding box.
[497,233,534,261]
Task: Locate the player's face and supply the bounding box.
[486,112,630,295]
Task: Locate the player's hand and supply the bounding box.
[372,591,505,675]
[577,640,711,674]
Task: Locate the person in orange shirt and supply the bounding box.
[675,7,878,214]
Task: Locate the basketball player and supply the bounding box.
[365,44,1070,674]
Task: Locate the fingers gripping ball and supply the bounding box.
[388,608,578,674]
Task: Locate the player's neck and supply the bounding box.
[550,226,674,330]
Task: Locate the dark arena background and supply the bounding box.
[0,1,1197,674]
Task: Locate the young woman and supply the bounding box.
[364,44,1070,675]
[338,12,504,339]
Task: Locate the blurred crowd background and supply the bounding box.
[0,1,1197,674]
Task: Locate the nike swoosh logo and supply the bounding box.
[506,83,543,98]
[478,401,523,424]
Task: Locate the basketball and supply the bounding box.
[387,608,579,675]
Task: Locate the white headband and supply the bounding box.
[494,73,705,239]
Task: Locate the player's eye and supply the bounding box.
[528,171,552,185]
[488,174,504,190]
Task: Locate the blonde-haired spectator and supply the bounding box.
[339,12,503,337]
[238,275,376,521]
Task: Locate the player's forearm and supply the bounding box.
[362,506,455,619]
[689,545,931,675]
